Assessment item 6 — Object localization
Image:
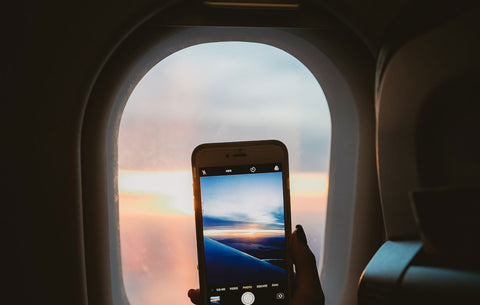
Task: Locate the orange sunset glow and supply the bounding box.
[204,229,285,238]
[118,170,328,305]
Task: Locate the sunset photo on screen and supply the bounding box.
[200,172,287,285]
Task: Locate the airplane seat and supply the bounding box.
[413,71,480,270]
[358,3,480,305]
[416,71,480,189]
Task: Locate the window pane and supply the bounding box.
[118,41,331,305]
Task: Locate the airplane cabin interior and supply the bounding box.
[4,0,480,304]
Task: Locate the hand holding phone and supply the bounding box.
[188,226,325,305]
[192,140,293,305]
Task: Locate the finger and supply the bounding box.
[188,288,203,305]
[290,225,324,305]
[291,225,319,285]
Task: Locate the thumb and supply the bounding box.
[188,289,203,305]
[290,225,324,305]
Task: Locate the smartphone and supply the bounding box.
[192,140,292,305]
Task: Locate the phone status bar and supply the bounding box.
[199,163,282,177]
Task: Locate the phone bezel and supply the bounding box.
[191,140,293,305]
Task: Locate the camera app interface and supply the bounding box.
[199,164,288,305]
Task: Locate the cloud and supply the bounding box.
[201,172,285,227]
[119,41,331,171]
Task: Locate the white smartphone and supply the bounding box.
[192,140,292,305]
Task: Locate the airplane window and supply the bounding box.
[118,41,331,305]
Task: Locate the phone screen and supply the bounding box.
[199,163,289,305]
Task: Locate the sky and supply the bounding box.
[117,42,331,305]
[200,172,285,230]
[118,41,331,173]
